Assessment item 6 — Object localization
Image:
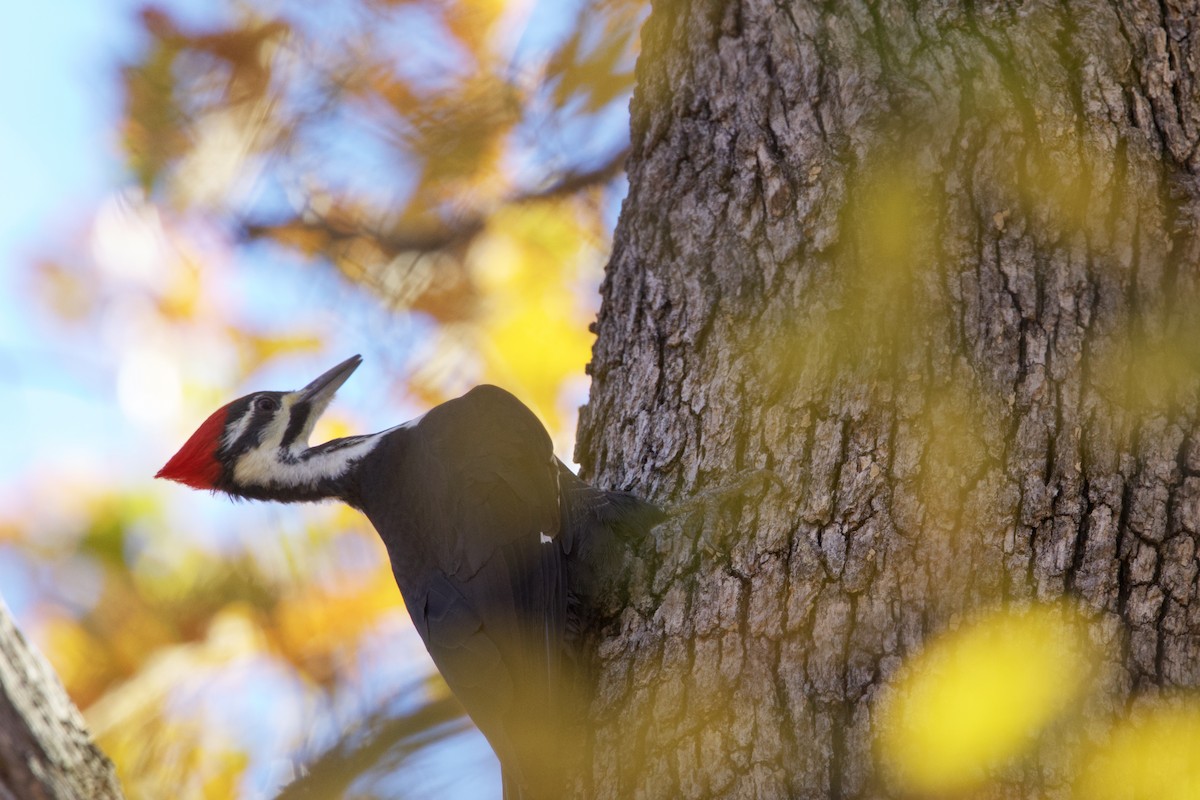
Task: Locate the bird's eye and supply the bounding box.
[254,396,280,412]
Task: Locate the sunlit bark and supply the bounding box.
[0,600,122,800]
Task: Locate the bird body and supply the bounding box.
[157,356,660,798]
[349,385,573,796]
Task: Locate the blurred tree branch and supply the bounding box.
[240,145,630,259]
[273,692,470,800]
[0,598,123,800]
[120,1,642,319]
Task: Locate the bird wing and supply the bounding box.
[401,386,570,796]
[416,539,568,794]
[415,385,561,579]
[356,384,661,798]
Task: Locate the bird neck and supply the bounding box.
[225,431,389,505]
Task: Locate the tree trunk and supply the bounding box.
[0,600,123,800]
[577,1,1200,797]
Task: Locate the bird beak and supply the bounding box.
[299,354,362,408]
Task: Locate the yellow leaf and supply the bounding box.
[1075,701,1200,800]
[37,613,114,706]
[878,604,1095,794]
[273,564,401,683]
[467,203,597,433]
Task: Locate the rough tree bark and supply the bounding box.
[0,600,123,800]
[577,1,1200,798]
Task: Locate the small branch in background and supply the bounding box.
[240,147,631,261]
[273,693,471,800]
[523,147,630,202]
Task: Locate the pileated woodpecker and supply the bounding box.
[156,355,660,799]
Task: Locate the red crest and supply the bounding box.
[156,404,231,490]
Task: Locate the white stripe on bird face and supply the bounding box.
[222,405,255,450]
[230,400,425,490]
[232,394,377,489]
[233,427,388,489]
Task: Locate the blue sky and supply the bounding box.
[0,0,137,456]
[0,1,172,485]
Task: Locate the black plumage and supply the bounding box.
[347,386,663,797]
[158,362,662,800]
[349,386,573,795]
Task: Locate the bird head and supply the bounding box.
[156,354,363,495]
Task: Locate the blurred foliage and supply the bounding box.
[13,0,644,797]
[114,0,642,418]
[878,604,1098,795]
[7,476,439,797]
[878,604,1200,798]
[877,603,1200,798]
[1075,699,1200,800]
